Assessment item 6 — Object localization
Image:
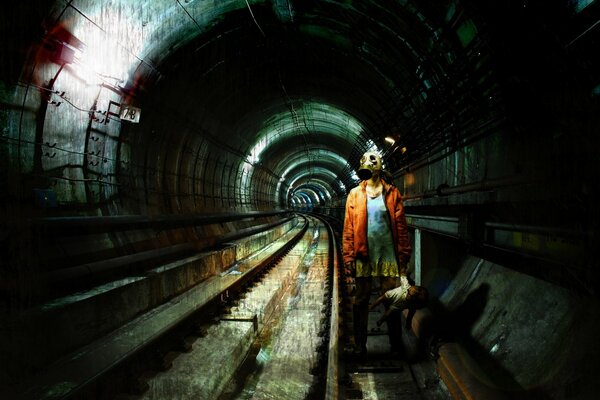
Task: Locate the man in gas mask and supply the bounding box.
[342,151,412,358]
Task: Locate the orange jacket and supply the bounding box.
[342,180,411,269]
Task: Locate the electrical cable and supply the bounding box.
[175,0,203,33]
[244,0,266,37]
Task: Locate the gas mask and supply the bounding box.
[357,151,382,180]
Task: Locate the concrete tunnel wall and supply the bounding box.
[416,229,600,398]
[1,1,600,398]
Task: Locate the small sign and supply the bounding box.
[119,105,141,123]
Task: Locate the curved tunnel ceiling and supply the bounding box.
[125,0,420,209]
[4,0,597,213]
[5,0,495,212]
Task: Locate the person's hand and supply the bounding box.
[344,261,356,277]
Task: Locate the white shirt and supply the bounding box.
[383,276,411,311]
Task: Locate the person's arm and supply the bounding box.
[368,294,386,311]
[342,190,355,270]
[393,189,411,273]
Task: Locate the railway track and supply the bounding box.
[113,216,334,400]
[11,214,451,400]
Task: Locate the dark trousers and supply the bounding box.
[353,276,399,350]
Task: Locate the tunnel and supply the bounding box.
[1,0,600,399]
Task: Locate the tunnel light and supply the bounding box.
[67,43,131,87]
[384,136,395,145]
[68,13,145,88]
[70,60,103,85]
[49,40,102,86]
[401,146,407,154]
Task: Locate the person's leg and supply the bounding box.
[353,277,372,355]
[380,276,403,355]
[386,309,403,356]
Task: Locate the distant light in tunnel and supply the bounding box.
[275,150,350,204]
[295,189,320,205]
[294,192,312,209]
[384,136,396,145]
[249,102,365,164]
[294,182,331,204]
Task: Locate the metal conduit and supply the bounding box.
[402,174,533,201]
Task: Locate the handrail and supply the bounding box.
[44,216,296,287]
[29,210,293,232]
